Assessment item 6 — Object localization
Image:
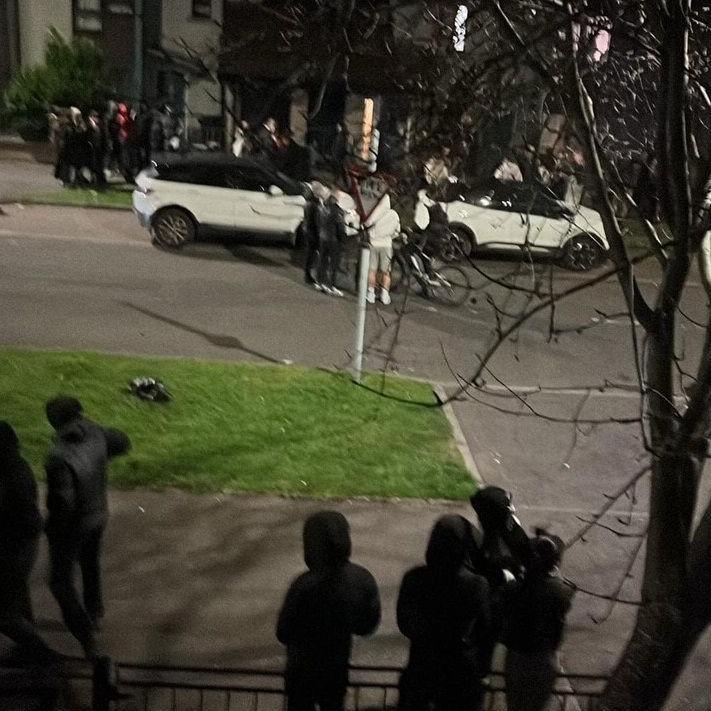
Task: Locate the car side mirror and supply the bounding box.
[268,185,284,197]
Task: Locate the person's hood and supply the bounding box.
[56,419,88,445]
[470,486,514,530]
[425,514,472,571]
[303,511,351,571]
[0,421,20,457]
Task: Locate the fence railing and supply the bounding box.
[0,658,607,711]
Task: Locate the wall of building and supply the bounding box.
[18,0,72,69]
[0,0,20,93]
[160,0,221,124]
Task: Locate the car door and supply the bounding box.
[185,167,237,230]
[225,166,267,233]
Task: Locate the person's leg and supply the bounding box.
[14,539,39,622]
[304,232,319,284]
[318,239,332,288]
[48,534,96,656]
[367,248,379,303]
[329,239,343,294]
[80,526,104,625]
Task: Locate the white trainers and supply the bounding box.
[380,290,391,305]
[313,282,324,292]
[366,288,376,304]
[330,286,344,298]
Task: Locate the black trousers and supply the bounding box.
[317,238,342,288]
[48,526,104,650]
[304,230,320,283]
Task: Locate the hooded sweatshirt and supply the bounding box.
[0,422,42,554]
[397,515,492,678]
[45,417,130,534]
[276,511,381,695]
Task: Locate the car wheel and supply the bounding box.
[561,234,606,271]
[448,224,475,259]
[151,208,196,250]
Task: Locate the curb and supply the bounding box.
[2,198,132,211]
[432,383,484,486]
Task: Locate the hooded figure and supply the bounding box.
[502,533,575,711]
[396,515,492,711]
[276,511,381,711]
[44,396,130,658]
[469,486,531,586]
[0,421,55,658]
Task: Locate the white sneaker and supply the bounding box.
[330,286,344,298]
[322,285,335,295]
[366,288,376,304]
[313,282,324,292]
[380,290,391,305]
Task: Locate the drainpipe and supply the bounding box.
[133,0,144,102]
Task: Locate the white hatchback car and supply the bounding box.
[133,154,307,248]
[415,182,609,270]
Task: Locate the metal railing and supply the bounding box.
[0,658,607,710]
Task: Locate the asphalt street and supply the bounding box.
[0,196,709,708]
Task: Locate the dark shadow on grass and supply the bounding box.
[122,302,282,363]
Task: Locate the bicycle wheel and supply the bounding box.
[429,264,470,306]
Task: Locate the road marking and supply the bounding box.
[0,228,151,248]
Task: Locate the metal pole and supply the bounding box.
[351,230,371,384]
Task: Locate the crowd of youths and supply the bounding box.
[48,102,182,188]
[1,401,573,711]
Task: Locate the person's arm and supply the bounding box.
[276,576,306,644]
[352,568,381,636]
[11,461,43,537]
[104,428,131,458]
[45,455,77,523]
[396,569,432,641]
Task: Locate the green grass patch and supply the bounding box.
[18,185,132,210]
[0,348,473,500]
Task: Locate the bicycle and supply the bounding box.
[389,231,471,306]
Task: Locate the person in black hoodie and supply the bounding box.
[276,510,381,711]
[44,396,130,658]
[502,532,575,711]
[0,421,56,658]
[396,514,492,711]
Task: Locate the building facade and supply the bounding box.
[0,0,221,138]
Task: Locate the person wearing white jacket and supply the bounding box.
[365,195,400,305]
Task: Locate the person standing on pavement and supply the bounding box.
[116,102,136,182]
[0,421,56,660]
[86,110,108,189]
[365,195,400,306]
[396,515,492,711]
[308,183,347,297]
[502,532,575,711]
[277,511,381,711]
[44,396,131,659]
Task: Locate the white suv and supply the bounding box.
[133,154,307,249]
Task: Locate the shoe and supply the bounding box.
[313,282,324,292]
[380,290,391,305]
[366,288,376,304]
[330,286,344,298]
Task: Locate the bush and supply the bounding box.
[1,27,109,138]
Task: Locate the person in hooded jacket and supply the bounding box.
[502,532,575,711]
[396,514,492,711]
[469,486,531,587]
[0,421,56,659]
[276,510,381,711]
[44,396,130,658]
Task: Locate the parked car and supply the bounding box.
[414,182,609,271]
[133,154,308,249]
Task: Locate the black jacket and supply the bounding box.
[502,574,575,655]
[276,511,381,696]
[304,197,346,247]
[45,417,130,534]
[398,515,492,680]
[0,423,43,554]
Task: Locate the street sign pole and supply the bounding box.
[351,229,371,384]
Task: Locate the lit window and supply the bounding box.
[74,0,102,33]
[454,4,468,52]
[192,0,211,19]
[361,98,374,161]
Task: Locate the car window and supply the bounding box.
[226,167,271,192]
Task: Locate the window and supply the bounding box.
[192,0,211,19]
[74,0,102,33]
[107,2,134,15]
[225,167,272,192]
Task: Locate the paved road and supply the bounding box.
[0,199,708,708]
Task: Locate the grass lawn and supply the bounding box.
[0,348,473,500]
[18,185,132,210]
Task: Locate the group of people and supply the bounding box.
[0,398,130,662]
[278,487,575,711]
[233,116,311,182]
[49,101,182,188]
